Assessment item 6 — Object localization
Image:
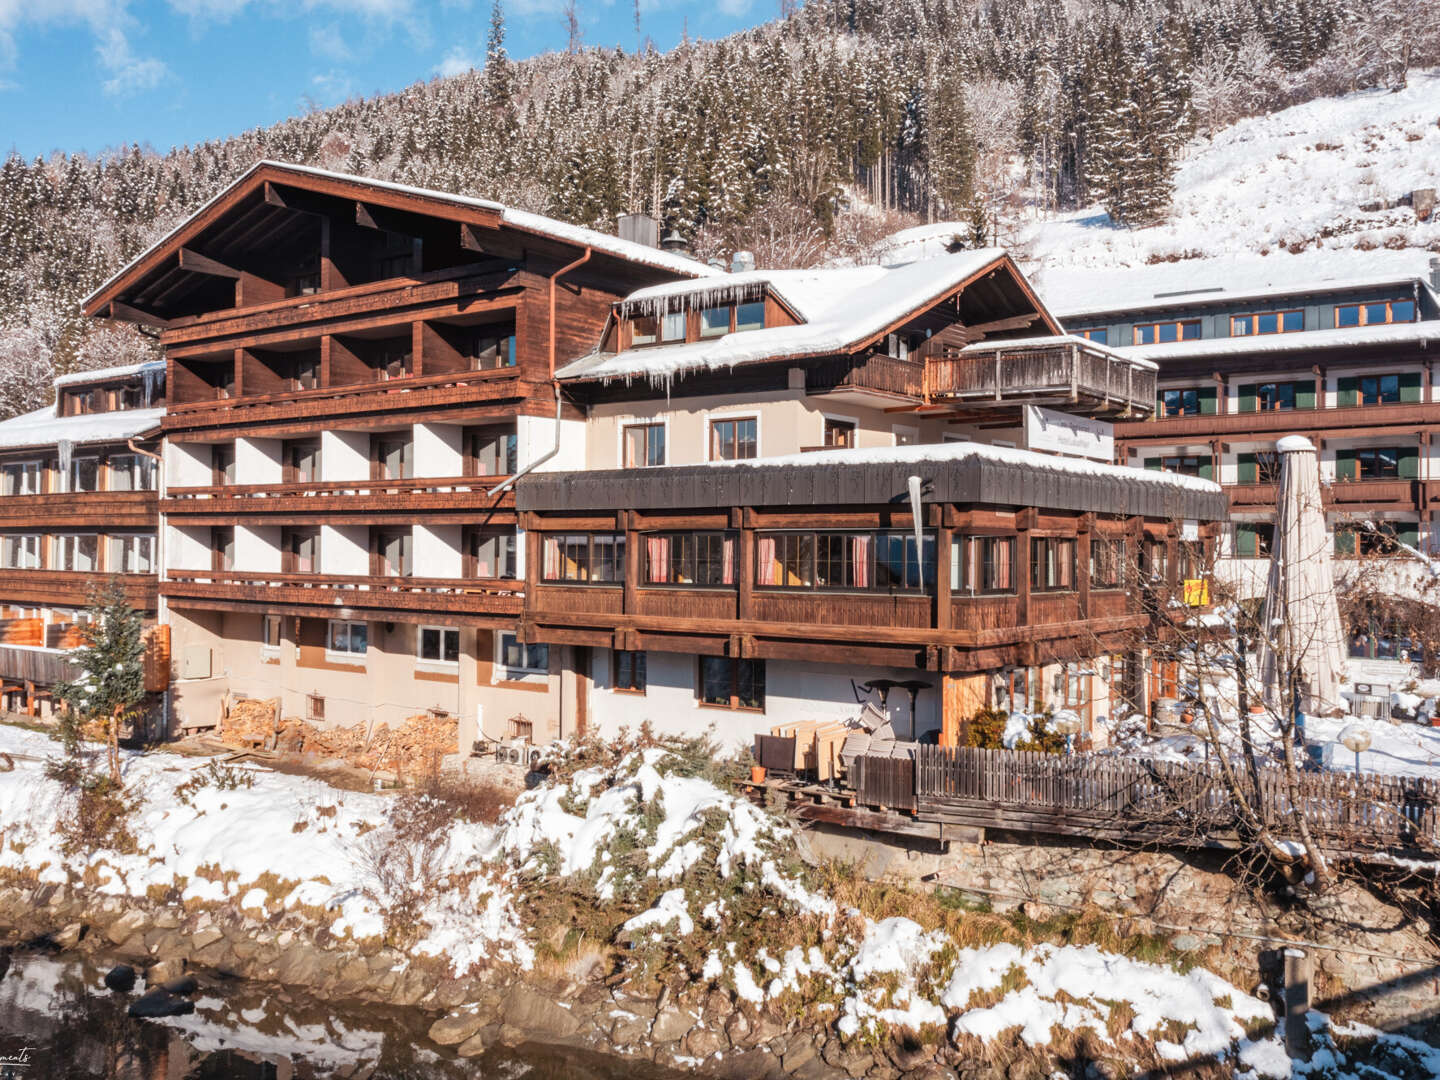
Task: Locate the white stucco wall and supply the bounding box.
[234,524,280,572]
[235,437,282,485]
[414,524,462,579]
[165,524,214,573]
[585,650,942,750]
[321,524,369,576]
[165,441,212,488]
[321,430,370,482]
[414,422,464,478]
[517,415,585,472]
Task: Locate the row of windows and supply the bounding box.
[1236,522,1420,558]
[60,379,163,417]
[541,531,1182,594]
[1,454,156,496]
[1079,299,1417,346]
[307,617,550,674]
[1154,372,1420,417]
[0,533,154,573]
[630,301,765,348]
[203,428,517,487]
[622,415,870,468]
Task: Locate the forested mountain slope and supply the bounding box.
[1,0,1435,417]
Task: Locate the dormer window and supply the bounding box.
[632,315,659,346]
[736,301,765,333]
[661,311,686,343]
[700,307,729,338]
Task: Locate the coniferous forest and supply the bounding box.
[1,0,1435,418]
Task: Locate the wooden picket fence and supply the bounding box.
[846,745,1440,852]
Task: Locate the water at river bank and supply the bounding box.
[0,947,686,1079]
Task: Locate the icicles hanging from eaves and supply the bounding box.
[619,280,767,319]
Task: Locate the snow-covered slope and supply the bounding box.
[1023,70,1440,280]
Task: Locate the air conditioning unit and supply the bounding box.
[495,738,529,766]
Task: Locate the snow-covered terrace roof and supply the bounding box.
[518,440,1227,523]
[559,249,1053,383]
[1037,250,1439,321]
[1127,318,1440,364]
[84,160,717,312]
[52,359,166,388]
[0,405,164,452]
[960,333,1159,372]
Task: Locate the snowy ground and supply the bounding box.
[1021,69,1440,283]
[1,721,1434,1075]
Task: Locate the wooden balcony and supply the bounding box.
[161,570,523,626]
[0,570,157,610]
[0,489,156,529]
[162,366,531,438]
[163,475,516,525]
[1230,478,1421,513]
[923,340,1155,418]
[1119,401,1440,445]
[0,644,75,688]
[805,352,925,400]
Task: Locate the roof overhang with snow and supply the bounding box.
[0,406,164,453]
[1127,318,1440,364]
[518,442,1227,522]
[83,161,717,324]
[557,250,1062,385]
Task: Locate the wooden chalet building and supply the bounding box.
[85,161,715,742]
[1045,255,1440,627]
[0,361,165,716]
[523,254,1224,747]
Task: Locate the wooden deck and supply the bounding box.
[763,745,1440,857]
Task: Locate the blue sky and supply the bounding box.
[0,0,777,159]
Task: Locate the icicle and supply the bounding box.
[620,280,765,319]
[57,439,73,494]
[141,365,164,408]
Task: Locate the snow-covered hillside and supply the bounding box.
[1023,70,1440,280]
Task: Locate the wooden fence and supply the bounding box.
[846,745,1439,852]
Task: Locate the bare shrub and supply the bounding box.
[357,793,453,944]
[419,770,517,825]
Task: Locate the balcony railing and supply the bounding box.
[1120,400,1440,442]
[0,489,156,528]
[805,353,925,399]
[0,644,76,687]
[161,570,524,619]
[163,475,516,521]
[1229,478,1420,511]
[925,340,1155,417]
[0,569,157,609]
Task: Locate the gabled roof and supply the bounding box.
[557,250,1060,384]
[53,359,166,389]
[84,160,717,320]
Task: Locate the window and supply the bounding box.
[469,328,516,370]
[1159,455,1206,477]
[286,440,322,484]
[660,311,686,342]
[709,417,757,461]
[292,350,321,391]
[1030,537,1076,592]
[698,656,765,710]
[613,650,647,693]
[1077,328,1108,345]
[419,626,461,664]
[1256,382,1296,411]
[823,417,856,448]
[1335,522,1415,558]
[499,632,548,675]
[107,454,156,492]
[623,423,666,468]
[283,527,320,573]
[893,426,919,446]
[375,529,412,576]
[0,535,40,570]
[1133,320,1200,345]
[631,315,659,346]
[645,532,735,585]
[757,531,934,591]
[374,341,413,381]
[262,615,283,648]
[885,332,914,360]
[109,534,154,574]
[1231,310,1303,336]
[374,438,414,480]
[735,301,765,333]
[953,535,1016,594]
[1336,300,1416,327]
[1354,447,1401,480]
[1142,538,1169,581]
[467,428,517,476]
[1159,388,1201,416]
[1235,523,1275,558]
[1,461,41,496]
[468,529,517,579]
[1360,374,1401,406]
[55,534,98,572]
[71,456,99,493]
[700,306,730,338]
[327,620,368,658]
[542,533,626,583]
[1090,537,1126,589]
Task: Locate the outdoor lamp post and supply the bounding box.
[1053,712,1082,755]
[1338,724,1372,779]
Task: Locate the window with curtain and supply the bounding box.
[709,417,757,460]
[623,423,666,467]
[56,534,98,572]
[1,535,41,570]
[698,656,765,710]
[1,460,41,496]
[644,532,735,586]
[542,533,626,583]
[1089,537,1126,589]
[660,311,686,342]
[954,535,1015,594]
[109,534,154,574]
[1030,537,1076,592]
[758,531,933,592]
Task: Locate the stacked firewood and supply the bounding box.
[220,699,457,779]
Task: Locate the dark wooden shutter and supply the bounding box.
[1337,376,1358,407]
[1197,385,1218,415]
[1399,371,1423,403]
[1237,384,1257,413]
[1199,459,1215,481]
[1237,452,1257,484]
[1334,448,1357,481]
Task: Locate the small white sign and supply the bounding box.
[1023,405,1114,461]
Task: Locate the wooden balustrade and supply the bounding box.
[0,644,75,688]
[166,475,507,499]
[925,342,1154,416]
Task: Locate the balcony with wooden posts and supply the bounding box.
[163,475,516,526]
[1229,478,1422,513]
[919,333,1156,419]
[1120,400,1440,445]
[0,489,156,530]
[161,570,524,626]
[0,570,157,610]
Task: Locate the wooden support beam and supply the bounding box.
[108,301,170,329]
[178,247,242,279]
[460,223,488,253]
[356,200,431,238]
[964,313,1041,338]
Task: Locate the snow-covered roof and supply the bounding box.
[1038,249,1438,321]
[704,439,1222,496]
[84,160,718,311]
[960,333,1159,372]
[52,359,166,388]
[1126,318,1440,364]
[559,249,1043,383]
[0,404,164,452]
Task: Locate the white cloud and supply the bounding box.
[434,46,478,78]
[308,21,351,62]
[0,0,171,97]
[309,68,352,103]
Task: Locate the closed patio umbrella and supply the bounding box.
[1257,436,1345,712]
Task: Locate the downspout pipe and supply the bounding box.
[487,245,592,498]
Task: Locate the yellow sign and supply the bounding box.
[1182,578,1210,606]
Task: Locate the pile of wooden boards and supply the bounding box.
[769,718,851,781]
[220,698,458,779]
